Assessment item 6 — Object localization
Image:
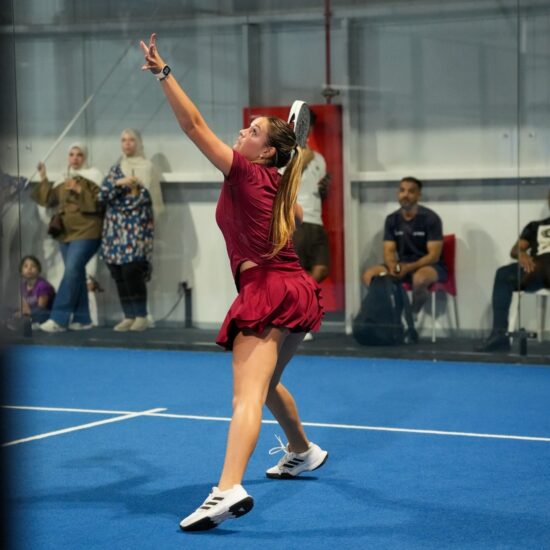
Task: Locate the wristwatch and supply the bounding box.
[156,65,171,81]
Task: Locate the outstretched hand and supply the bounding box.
[140,33,165,74]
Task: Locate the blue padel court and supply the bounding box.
[3,346,550,549]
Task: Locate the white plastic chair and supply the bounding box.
[508,288,550,343]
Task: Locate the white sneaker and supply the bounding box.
[179,484,254,532]
[130,317,148,331]
[266,435,328,479]
[68,322,93,331]
[114,318,134,332]
[303,332,314,342]
[39,319,66,333]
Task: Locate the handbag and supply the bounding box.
[47,213,64,238]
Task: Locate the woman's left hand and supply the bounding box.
[140,33,166,75]
[65,178,82,194]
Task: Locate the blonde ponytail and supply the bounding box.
[268,146,304,258]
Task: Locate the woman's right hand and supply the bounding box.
[140,33,166,75]
[115,176,139,187]
[37,162,47,181]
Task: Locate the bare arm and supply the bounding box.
[140,34,233,176]
[399,240,442,276]
[383,241,398,275]
[294,203,304,227]
[511,238,535,273]
[37,295,50,309]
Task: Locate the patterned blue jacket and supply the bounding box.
[98,164,154,265]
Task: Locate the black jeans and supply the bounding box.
[491,254,550,331]
[107,261,149,319]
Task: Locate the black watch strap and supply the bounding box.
[157,65,171,81]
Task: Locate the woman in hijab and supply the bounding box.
[32,143,103,332]
[97,131,157,332]
[119,128,164,218]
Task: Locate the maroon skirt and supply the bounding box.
[216,263,324,350]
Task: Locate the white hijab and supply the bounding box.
[53,142,103,188]
[119,129,165,217]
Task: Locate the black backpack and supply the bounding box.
[352,275,417,346]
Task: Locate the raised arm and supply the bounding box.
[140,34,233,176]
[31,162,59,207]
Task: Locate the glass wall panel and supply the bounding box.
[1,1,23,331]
[3,0,548,361]
[517,0,550,357]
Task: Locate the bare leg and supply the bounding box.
[265,332,310,453]
[217,327,286,491]
[411,266,439,313]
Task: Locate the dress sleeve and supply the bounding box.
[31,179,58,208]
[117,186,152,213]
[97,167,126,205]
[78,179,101,213]
[226,150,254,186]
[34,279,52,298]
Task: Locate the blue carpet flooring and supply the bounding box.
[3,346,550,549]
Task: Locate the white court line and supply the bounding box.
[2,407,165,447]
[3,405,550,443]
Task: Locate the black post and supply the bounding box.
[22,317,32,338]
[518,328,528,357]
[182,282,193,329]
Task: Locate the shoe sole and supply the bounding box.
[180,496,254,532]
[266,452,329,479]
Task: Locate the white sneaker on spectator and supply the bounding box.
[266,435,328,479]
[68,322,93,331]
[130,317,148,331]
[303,332,314,342]
[114,318,134,332]
[39,319,66,333]
[180,484,254,531]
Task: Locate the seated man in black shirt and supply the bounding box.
[476,190,550,352]
[362,176,447,314]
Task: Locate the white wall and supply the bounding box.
[3,2,550,333]
[356,183,549,334]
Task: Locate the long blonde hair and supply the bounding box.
[263,117,305,258]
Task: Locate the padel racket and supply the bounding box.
[287,100,310,148]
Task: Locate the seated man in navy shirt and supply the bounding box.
[362,176,447,314]
[476,190,550,352]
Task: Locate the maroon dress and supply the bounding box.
[215,151,323,350]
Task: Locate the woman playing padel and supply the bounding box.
[141,33,327,532]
